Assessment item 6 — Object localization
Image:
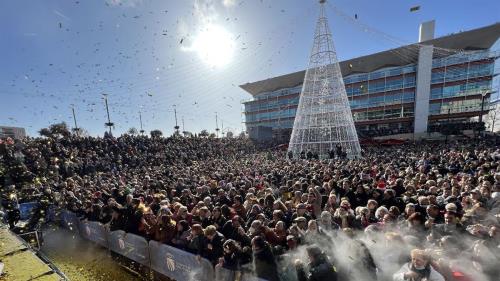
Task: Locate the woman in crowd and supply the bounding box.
[171,220,191,250]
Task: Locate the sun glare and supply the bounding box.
[192,25,235,67]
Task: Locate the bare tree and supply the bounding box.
[150,129,163,138]
[38,122,71,138]
[485,103,500,133]
[127,127,138,136]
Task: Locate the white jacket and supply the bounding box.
[393,263,445,281]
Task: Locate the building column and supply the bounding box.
[414,45,434,134]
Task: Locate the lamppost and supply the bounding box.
[173,105,179,134]
[71,104,80,136]
[103,94,114,135]
[215,112,220,138]
[445,107,451,143]
[478,90,488,140]
[139,111,145,135]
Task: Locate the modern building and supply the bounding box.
[240,23,500,142]
[0,126,27,139]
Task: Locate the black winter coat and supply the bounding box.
[253,247,280,281]
[297,256,337,281]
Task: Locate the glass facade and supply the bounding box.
[428,51,496,116]
[243,48,498,137]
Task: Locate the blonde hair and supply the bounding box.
[410,249,429,261]
[204,225,217,236]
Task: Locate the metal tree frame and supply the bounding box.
[288,0,361,159]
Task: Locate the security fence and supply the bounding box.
[59,210,267,281]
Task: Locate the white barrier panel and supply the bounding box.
[79,220,108,248]
[149,240,214,281]
[108,230,150,266]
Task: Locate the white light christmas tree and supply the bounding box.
[288,0,361,159]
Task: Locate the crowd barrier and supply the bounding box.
[58,210,269,281]
[19,202,39,220]
[214,267,267,281]
[79,220,108,248]
[150,240,214,281]
[216,267,236,281]
[46,205,57,222]
[61,210,80,232]
[108,230,150,266]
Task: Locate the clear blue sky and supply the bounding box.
[1,0,499,136]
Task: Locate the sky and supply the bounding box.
[1,0,499,137]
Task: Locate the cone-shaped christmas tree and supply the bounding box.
[288,0,361,159]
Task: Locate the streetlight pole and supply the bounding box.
[491,105,497,133]
[71,105,80,136]
[478,91,487,140]
[103,94,114,135]
[445,107,451,143]
[173,105,179,133]
[215,112,220,138]
[221,120,225,137]
[139,111,145,135]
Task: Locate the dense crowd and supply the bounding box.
[1,134,499,281]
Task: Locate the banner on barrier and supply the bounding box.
[46,206,57,222]
[215,266,236,281]
[108,231,150,266]
[79,220,108,248]
[61,211,80,233]
[149,240,214,281]
[241,273,269,281]
[19,202,39,220]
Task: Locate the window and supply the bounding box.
[431,71,444,84]
[430,87,442,99]
[429,103,441,115]
[404,75,416,87]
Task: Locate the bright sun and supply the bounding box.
[192,25,235,67]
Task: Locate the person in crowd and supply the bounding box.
[219,239,245,271]
[251,236,280,281]
[318,210,340,231]
[171,220,191,250]
[209,206,226,232]
[393,249,445,281]
[108,205,127,232]
[222,216,251,247]
[186,224,205,256]
[429,211,466,243]
[139,207,157,239]
[154,213,176,244]
[125,198,144,235]
[202,225,225,265]
[295,245,337,281]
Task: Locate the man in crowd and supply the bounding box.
[295,245,337,281]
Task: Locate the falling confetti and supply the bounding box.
[410,6,420,12]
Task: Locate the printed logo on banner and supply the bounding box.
[166,252,176,271]
[118,238,125,250]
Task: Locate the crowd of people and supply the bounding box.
[1,133,499,281]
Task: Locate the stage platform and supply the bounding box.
[0,225,66,281]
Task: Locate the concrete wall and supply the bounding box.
[419,20,436,42]
[414,45,434,134]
